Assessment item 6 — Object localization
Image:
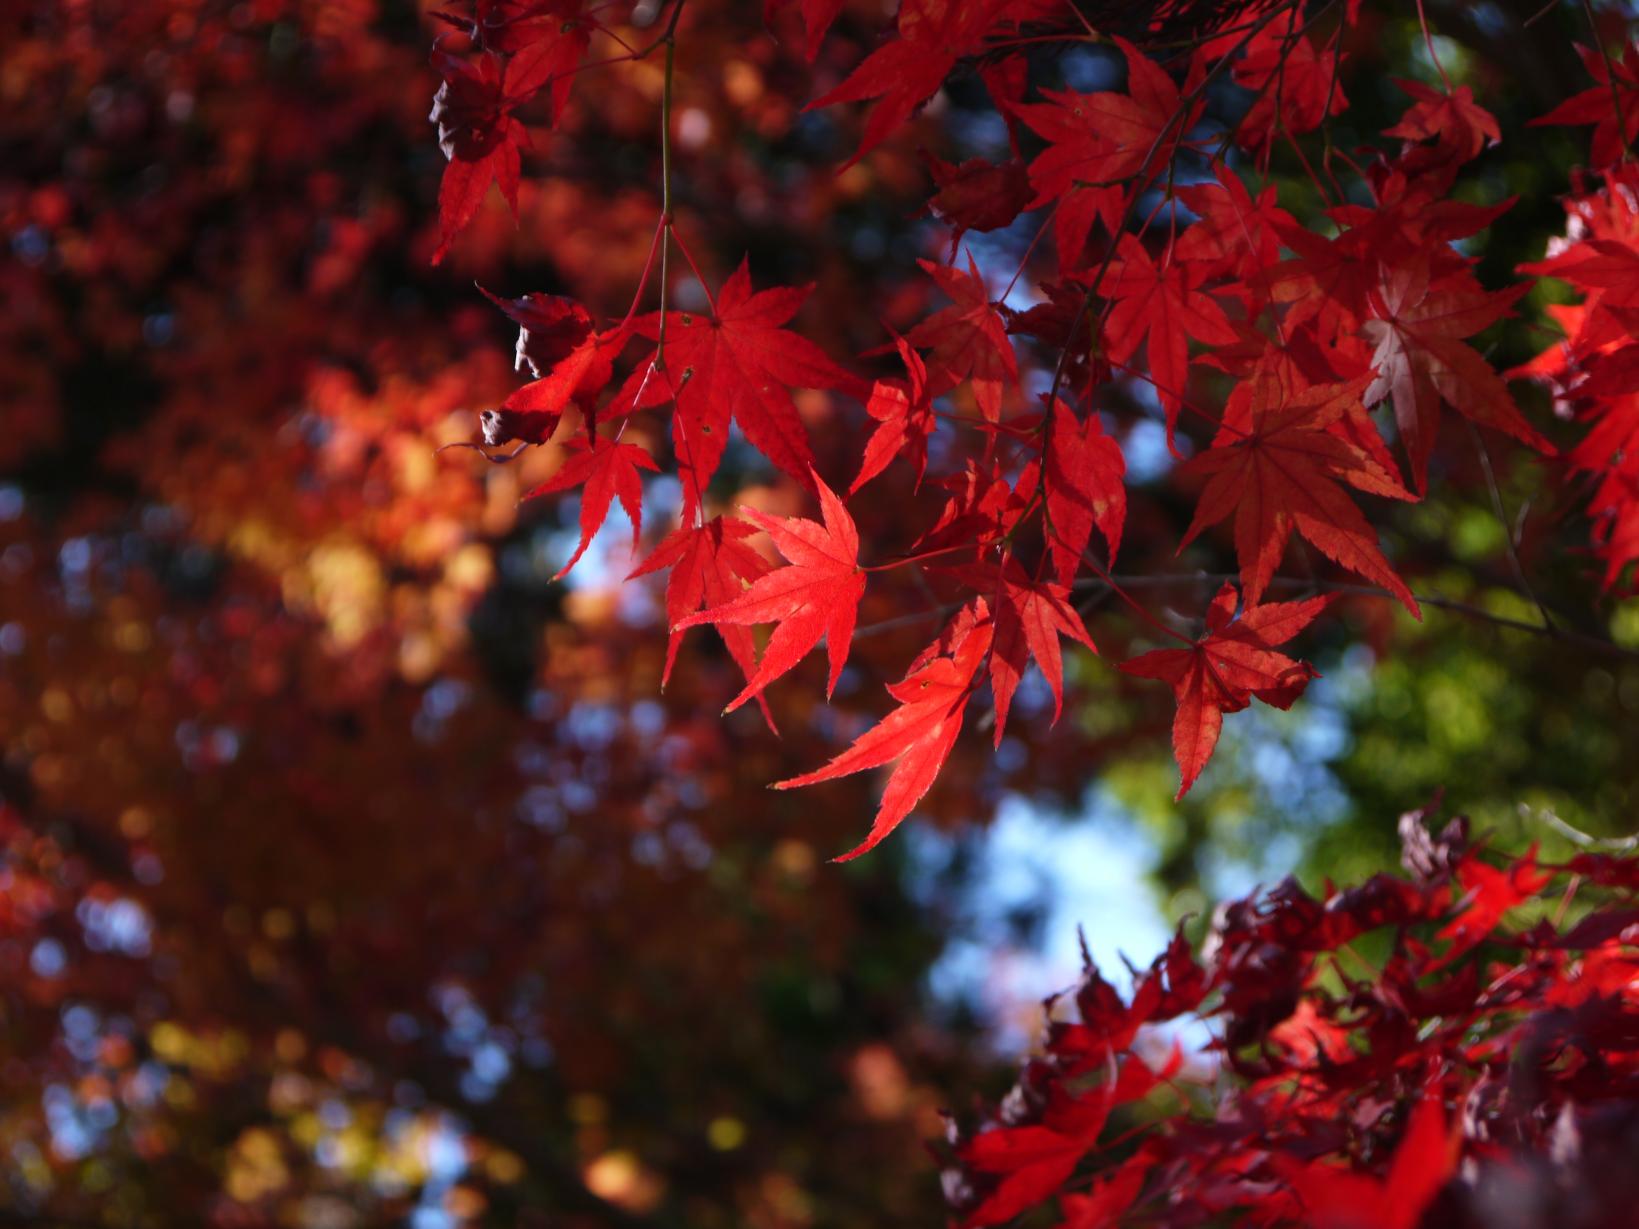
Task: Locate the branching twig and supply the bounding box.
[1522,803,1639,851]
[1087,571,1639,660]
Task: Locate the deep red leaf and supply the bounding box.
[675,469,864,711]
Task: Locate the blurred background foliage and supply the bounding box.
[2,0,1637,1225]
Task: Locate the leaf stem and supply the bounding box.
[655,26,678,371]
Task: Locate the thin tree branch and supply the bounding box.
[1089,571,1639,659]
[1521,803,1639,851]
[1580,0,1632,165]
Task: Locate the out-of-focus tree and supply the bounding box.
[0,2,991,1224]
[8,0,1639,1226]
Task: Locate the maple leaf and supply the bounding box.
[1100,235,1237,448]
[479,287,594,377]
[1055,1159,1150,1229]
[921,153,1033,258]
[1003,282,1106,399]
[913,458,1039,558]
[959,1126,1088,1229]
[1232,23,1347,152]
[1044,398,1126,585]
[1120,584,1332,799]
[1269,997,1354,1066]
[777,601,993,862]
[1051,182,1129,276]
[1531,40,1639,169]
[612,259,858,511]
[1174,167,1296,302]
[433,3,590,122]
[675,470,864,712]
[1521,236,1639,312]
[1273,1094,1459,1229]
[1180,369,1419,613]
[948,557,1096,742]
[852,335,935,494]
[986,568,1095,742]
[1385,79,1500,163]
[806,0,1012,168]
[1266,189,1504,335]
[904,255,1017,423]
[524,435,659,579]
[1205,333,1402,478]
[1362,264,1555,490]
[429,49,535,264]
[959,1053,1175,1228]
[1011,37,1200,209]
[490,3,591,123]
[489,322,631,447]
[1435,846,1551,962]
[629,515,776,728]
[1267,217,1386,338]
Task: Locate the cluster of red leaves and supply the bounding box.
[428,5,1637,855]
[943,806,1639,1229]
[1515,156,1639,594]
[428,1,594,262]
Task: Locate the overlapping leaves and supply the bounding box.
[946,809,1639,1229]
[431,1,1605,859]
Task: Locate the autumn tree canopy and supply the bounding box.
[5,0,1639,1226]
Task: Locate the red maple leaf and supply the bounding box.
[1273,1093,1459,1229]
[987,568,1095,742]
[1531,40,1639,169]
[1044,398,1127,585]
[948,557,1096,742]
[1385,79,1500,163]
[1434,846,1552,962]
[478,287,594,377]
[1011,36,1200,208]
[959,1053,1175,1228]
[1362,263,1555,490]
[491,322,631,447]
[481,1,591,123]
[922,153,1034,258]
[1100,235,1237,448]
[904,255,1018,423]
[1180,369,1420,613]
[1268,217,1386,339]
[806,0,1013,167]
[1232,23,1347,152]
[1051,181,1129,276]
[675,470,865,712]
[628,515,775,726]
[1175,167,1296,304]
[1055,1160,1150,1229]
[852,335,935,494]
[1120,584,1332,799]
[1003,282,1106,398]
[613,259,858,512]
[523,435,659,579]
[777,600,993,862]
[912,459,1038,558]
[1521,237,1639,312]
[429,49,535,264]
